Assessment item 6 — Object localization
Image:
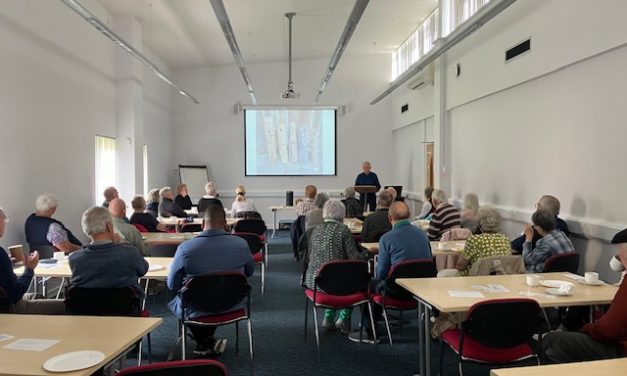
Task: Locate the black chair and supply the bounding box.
[234,219,269,265]
[148,244,178,257]
[372,259,437,358]
[116,359,228,376]
[0,286,13,313]
[65,286,152,363]
[439,298,543,376]
[233,233,265,294]
[235,211,259,219]
[299,228,315,286]
[291,216,306,260]
[180,224,203,233]
[28,244,58,259]
[178,272,253,375]
[543,252,580,273]
[304,259,374,360]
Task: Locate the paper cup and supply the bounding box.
[526,274,542,287]
[8,245,25,262]
[53,251,65,260]
[584,272,599,283]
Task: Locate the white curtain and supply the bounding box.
[95,135,116,204]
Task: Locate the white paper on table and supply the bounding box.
[3,339,60,351]
[448,290,485,298]
[469,284,510,293]
[518,291,556,300]
[0,334,14,342]
[37,263,57,269]
[561,273,584,281]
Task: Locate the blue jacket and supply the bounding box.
[355,172,381,189]
[376,221,432,279]
[0,248,33,304]
[167,229,254,319]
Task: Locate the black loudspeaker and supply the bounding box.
[286,191,294,207]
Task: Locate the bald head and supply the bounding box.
[108,198,126,218]
[389,201,411,223]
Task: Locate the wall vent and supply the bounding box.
[505,38,531,62]
[401,104,409,113]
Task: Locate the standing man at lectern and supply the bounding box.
[355,161,381,212]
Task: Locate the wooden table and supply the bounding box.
[360,241,465,255]
[490,358,627,376]
[143,232,198,245]
[268,205,295,238]
[344,217,363,234]
[0,314,162,376]
[396,273,620,376]
[157,217,239,232]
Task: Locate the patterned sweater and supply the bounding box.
[460,233,512,276]
[427,202,461,240]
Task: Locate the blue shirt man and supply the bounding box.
[377,218,433,280]
[167,206,254,355]
[354,161,381,212]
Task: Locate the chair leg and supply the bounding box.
[312,305,320,361]
[264,243,269,267]
[236,321,240,354]
[542,308,551,330]
[247,318,254,376]
[261,262,265,295]
[304,298,309,342]
[438,338,445,376]
[381,307,394,360]
[181,322,187,360]
[367,302,377,343]
[55,277,65,299]
[147,333,152,364]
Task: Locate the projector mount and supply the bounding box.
[282,12,301,99]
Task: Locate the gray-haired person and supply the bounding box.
[305,193,329,231]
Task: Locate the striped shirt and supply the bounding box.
[522,230,575,273]
[427,202,461,240]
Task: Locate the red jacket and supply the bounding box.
[581,278,627,354]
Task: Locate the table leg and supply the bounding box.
[424,303,431,376]
[417,300,425,376]
[271,209,277,238]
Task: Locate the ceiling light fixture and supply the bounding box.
[314,0,369,103]
[209,0,257,105]
[59,0,200,104]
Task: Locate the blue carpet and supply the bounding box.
[138,231,539,376]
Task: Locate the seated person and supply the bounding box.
[542,228,627,363]
[342,186,363,218]
[386,187,398,201]
[305,193,329,231]
[360,191,394,242]
[174,183,193,210]
[0,207,65,314]
[102,186,119,208]
[158,187,187,218]
[230,185,256,217]
[145,188,160,218]
[197,181,223,214]
[351,201,432,343]
[450,206,512,276]
[295,185,318,216]
[522,209,575,273]
[304,200,365,334]
[460,193,479,233]
[426,189,461,241]
[416,186,436,220]
[25,193,82,255]
[167,206,254,356]
[129,195,166,232]
[109,198,147,256]
[69,207,148,298]
[512,195,570,252]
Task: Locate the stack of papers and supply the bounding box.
[469,284,510,293]
[448,291,485,298]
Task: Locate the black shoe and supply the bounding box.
[348,330,380,344]
[193,339,227,356]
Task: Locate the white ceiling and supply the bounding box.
[95,0,437,68]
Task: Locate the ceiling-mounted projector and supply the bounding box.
[282,12,300,99]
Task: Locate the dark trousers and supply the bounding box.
[361,279,386,332]
[542,331,624,363]
[359,193,377,212]
[189,325,217,346]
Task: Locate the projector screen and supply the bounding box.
[245,108,336,176]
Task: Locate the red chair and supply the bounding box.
[233,232,266,294]
[177,272,253,375]
[304,259,374,360]
[371,259,437,358]
[543,252,580,273]
[132,223,149,233]
[233,218,269,265]
[439,298,543,376]
[117,359,228,376]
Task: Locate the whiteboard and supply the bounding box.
[178,165,209,203]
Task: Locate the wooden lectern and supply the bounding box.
[354,185,378,212]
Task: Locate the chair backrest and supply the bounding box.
[132,223,149,233]
[148,244,178,257]
[65,286,141,316]
[386,259,437,300]
[116,359,229,376]
[181,272,250,314]
[233,232,263,255]
[233,219,267,235]
[29,244,57,259]
[464,298,542,348]
[315,260,370,296]
[467,255,526,276]
[0,286,13,313]
[180,224,203,233]
[544,252,580,273]
[441,228,472,241]
[235,211,258,219]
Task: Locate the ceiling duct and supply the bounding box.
[60,0,199,104]
[282,12,300,99]
[370,0,517,105]
[314,0,369,103]
[209,0,257,105]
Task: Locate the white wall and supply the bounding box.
[172,54,394,221]
[0,1,175,248]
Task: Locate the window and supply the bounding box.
[442,0,492,36]
[95,135,116,204]
[391,9,439,80]
[143,144,148,196]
